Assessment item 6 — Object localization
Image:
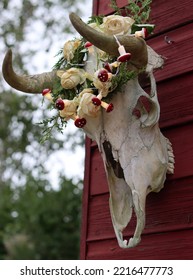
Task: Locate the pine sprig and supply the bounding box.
[87,15,104,25]
[110,0,152,23]
[111,63,137,93]
[109,0,122,15]
[126,0,152,23]
[38,115,67,143]
[53,49,66,70]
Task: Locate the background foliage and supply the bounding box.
[0,0,90,259]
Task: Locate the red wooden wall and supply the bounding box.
[80,0,193,259]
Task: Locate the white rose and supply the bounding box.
[63,39,81,61]
[59,99,77,120]
[77,89,100,117]
[93,70,112,98]
[101,15,134,35]
[57,68,86,89]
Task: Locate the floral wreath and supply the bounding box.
[41,13,154,140]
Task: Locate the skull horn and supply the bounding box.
[69,13,148,69]
[2,49,57,93]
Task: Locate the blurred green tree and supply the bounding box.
[1,177,82,260]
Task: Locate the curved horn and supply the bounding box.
[69,13,148,69]
[2,49,57,93]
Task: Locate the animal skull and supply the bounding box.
[2,13,174,248]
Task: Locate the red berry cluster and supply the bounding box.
[97,69,109,82]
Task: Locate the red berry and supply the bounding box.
[55,98,65,110]
[92,97,101,106]
[84,41,93,48]
[42,88,51,96]
[98,69,109,82]
[103,62,112,73]
[74,118,86,128]
[106,103,114,113]
[117,53,131,63]
[143,28,148,38]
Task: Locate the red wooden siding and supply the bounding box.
[80,0,193,259]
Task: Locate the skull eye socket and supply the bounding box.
[138,72,151,96]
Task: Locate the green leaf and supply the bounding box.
[131,23,155,34]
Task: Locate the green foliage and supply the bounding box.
[110,0,152,23]
[110,0,122,15]
[0,177,82,260]
[126,0,152,23]
[53,41,86,71]
[111,64,137,92]
[87,15,104,25]
[38,114,67,144]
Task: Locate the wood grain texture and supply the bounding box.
[158,72,193,128]
[86,229,193,259]
[149,23,193,82]
[80,137,92,260]
[151,0,193,34]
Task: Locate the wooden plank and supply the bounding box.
[151,0,193,34]
[159,72,193,128]
[163,123,193,180]
[149,23,193,82]
[90,147,109,195]
[86,229,193,259]
[87,176,193,242]
[140,72,193,128]
[80,137,92,259]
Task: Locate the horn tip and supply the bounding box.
[4,48,12,61]
[2,48,13,76]
[69,12,82,25]
[69,12,77,20]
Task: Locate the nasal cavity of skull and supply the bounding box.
[138,72,151,96]
[103,140,124,179]
[132,96,152,119]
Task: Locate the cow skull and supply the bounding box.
[2,13,174,248]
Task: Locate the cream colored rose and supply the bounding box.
[101,15,134,35]
[63,39,81,61]
[57,68,86,89]
[77,89,101,117]
[59,99,77,120]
